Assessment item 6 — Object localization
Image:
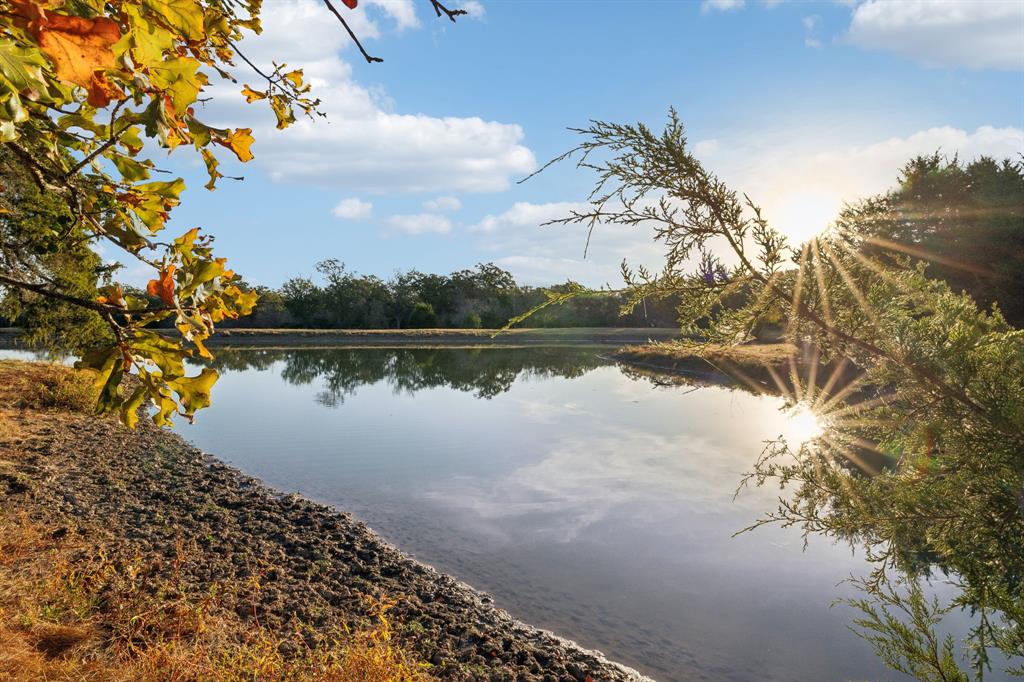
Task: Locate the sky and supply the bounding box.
[151,0,1024,289]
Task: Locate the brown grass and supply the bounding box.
[0,360,97,413]
[0,511,432,681]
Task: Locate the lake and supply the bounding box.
[169,345,893,681]
[2,345,983,680]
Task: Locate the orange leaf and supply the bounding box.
[146,264,176,307]
[37,13,121,89]
[87,71,125,108]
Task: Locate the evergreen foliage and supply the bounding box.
[544,109,1024,679]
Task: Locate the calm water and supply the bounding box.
[3,346,983,680]
[173,346,893,682]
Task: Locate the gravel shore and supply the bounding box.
[2,403,654,682]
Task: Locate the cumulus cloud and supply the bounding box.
[701,0,745,12]
[423,196,463,212]
[845,0,1024,70]
[388,213,453,235]
[201,0,535,194]
[469,201,668,286]
[332,197,373,219]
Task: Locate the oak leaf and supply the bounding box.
[240,84,266,103]
[36,13,120,89]
[146,264,176,306]
[220,127,254,162]
[86,70,125,107]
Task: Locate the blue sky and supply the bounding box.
[151,0,1024,289]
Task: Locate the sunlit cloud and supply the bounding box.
[697,125,1024,244]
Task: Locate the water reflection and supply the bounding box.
[208,346,606,404]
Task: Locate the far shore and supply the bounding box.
[0,326,682,349]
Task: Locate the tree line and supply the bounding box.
[164,260,682,331]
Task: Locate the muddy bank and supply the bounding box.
[1,375,653,681]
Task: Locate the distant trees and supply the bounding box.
[233,262,681,330]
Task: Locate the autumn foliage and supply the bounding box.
[0,0,331,425]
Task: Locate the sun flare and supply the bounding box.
[784,404,825,445]
[772,189,841,245]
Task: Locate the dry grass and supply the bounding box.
[0,360,97,413]
[0,511,432,681]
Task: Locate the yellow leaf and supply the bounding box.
[221,127,254,162]
[142,0,205,41]
[282,69,303,88]
[240,84,266,103]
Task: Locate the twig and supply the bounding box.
[430,0,467,22]
[321,0,383,63]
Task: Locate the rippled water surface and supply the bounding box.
[163,345,915,682]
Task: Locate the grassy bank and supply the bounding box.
[611,341,825,395]
[0,360,651,682]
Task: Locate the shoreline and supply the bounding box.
[1,360,653,681]
[0,326,680,350]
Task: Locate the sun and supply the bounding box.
[783,404,824,445]
[772,189,841,245]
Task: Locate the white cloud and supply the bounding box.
[802,14,819,31]
[471,201,583,233]
[423,196,462,212]
[469,201,668,286]
[459,1,485,19]
[365,0,419,31]
[805,37,822,49]
[701,0,744,12]
[332,197,373,219]
[387,213,452,234]
[200,0,535,194]
[845,0,1024,70]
